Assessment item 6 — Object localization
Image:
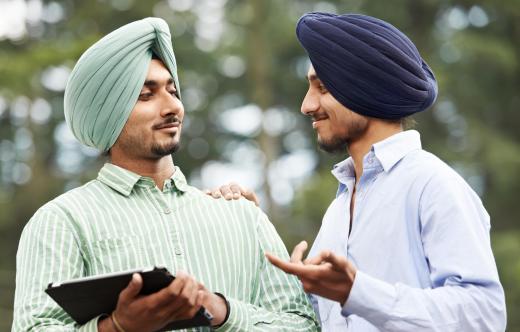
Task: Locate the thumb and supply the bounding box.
[119,273,143,302]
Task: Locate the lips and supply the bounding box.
[156,123,180,130]
[311,115,328,129]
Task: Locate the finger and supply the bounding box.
[304,250,332,265]
[241,187,260,206]
[265,252,318,278]
[154,271,188,307]
[219,185,233,200]
[290,241,308,264]
[196,289,206,306]
[185,291,205,319]
[265,252,294,274]
[229,183,242,199]
[321,251,349,271]
[211,190,222,199]
[118,273,143,303]
[168,277,199,319]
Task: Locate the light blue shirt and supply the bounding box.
[308,130,506,331]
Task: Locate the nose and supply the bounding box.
[301,88,319,116]
[160,91,184,118]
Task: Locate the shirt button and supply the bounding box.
[174,247,183,255]
[164,209,171,214]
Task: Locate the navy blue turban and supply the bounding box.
[296,12,438,119]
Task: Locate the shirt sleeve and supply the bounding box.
[215,210,320,332]
[341,171,507,331]
[12,206,101,332]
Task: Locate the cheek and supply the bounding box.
[321,99,352,134]
[128,108,154,128]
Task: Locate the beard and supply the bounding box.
[151,139,180,157]
[318,135,349,153]
[317,117,369,154]
[115,125,181,159]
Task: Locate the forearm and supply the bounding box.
[342,271,506,332]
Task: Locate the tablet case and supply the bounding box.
[45,266,213,331]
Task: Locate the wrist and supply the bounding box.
[97,314,117,332]
[208,292,230,327]
[341,265,357,305]
[111,312,127,332]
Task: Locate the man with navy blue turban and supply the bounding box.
[259,12,505,332]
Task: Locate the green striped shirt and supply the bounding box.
[13,163,319,331]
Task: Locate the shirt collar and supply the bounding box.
[170,166,189,192]
[332,158,355,184]
[372,130,422,172]
[331,130,422,182]
[97,163,189,196]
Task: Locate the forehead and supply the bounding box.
[144,59,173,82]
[307,65,316,77]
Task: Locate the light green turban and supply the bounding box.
[64,17,180,152]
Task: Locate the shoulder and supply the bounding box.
[406,151,487,221]
[45,180,102,212]
[24,180,101,230]
[397,149,470,188]
[388,149,484,213]
[183,185,266,225]
[413,150,474,192]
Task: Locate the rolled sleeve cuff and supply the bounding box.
[78,315,104,332]
[214,298,249,331]
[341,271,397,326]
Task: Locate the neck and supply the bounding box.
[109,150,175,190]
[347,120,403,183]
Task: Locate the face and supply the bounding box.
[113,59,184,159]
[301,66,369,153]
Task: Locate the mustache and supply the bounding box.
[153,117,182,130]
[309,113,328,122]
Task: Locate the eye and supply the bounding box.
[138,92,153,101]
[168,89,179,98]
[318,83,328,93]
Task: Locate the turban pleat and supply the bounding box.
[296,12,438,119]
[64,17,179,151]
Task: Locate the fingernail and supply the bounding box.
[225,194,232,199]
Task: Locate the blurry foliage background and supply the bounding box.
[0,0,519,330]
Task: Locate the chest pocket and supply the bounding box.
[84,232,180,274]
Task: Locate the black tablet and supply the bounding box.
[45,266,213,331]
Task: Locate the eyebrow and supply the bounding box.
[143,77,175,89]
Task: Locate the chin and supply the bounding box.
[151,139,180,156]
[317,135,348,154]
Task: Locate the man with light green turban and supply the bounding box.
[13,18,318,332]
[64,17,180,152]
